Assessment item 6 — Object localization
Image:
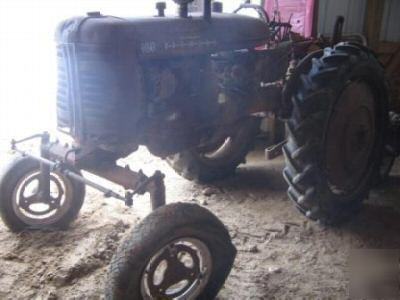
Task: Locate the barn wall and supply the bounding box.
[317,0,367,35]
[317,0,400,109]
[380,0,400,42]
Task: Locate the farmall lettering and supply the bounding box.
[164,39,217,50]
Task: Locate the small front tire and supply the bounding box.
[0,154,85,232]
[105,202,236,300]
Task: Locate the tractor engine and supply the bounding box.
[55,7,269,161]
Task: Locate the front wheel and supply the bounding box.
[284,43,389,225]
[105,202,236,300]
[0,154,85,232]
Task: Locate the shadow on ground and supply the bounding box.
[344,174,400,248]
[217,164,288,193]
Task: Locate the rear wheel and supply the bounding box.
[284,43,389,225]
[105,202,236,300]
[167,118,260,183]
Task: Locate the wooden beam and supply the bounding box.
[311,0,319,38]
[364,0,385,50]
[386,48,400,75]
[378,41,400,54]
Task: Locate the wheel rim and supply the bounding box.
[201,137,233,159]
[325,81,377,195]
[140,237,212,299]
[12,170,73,226]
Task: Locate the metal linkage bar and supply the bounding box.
[13,148,128,202]
[11,133,44,149]
[87,165,166,209]
[11,133,167,210]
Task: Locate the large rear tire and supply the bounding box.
[105,202,236,300]
[284,43,389,225]
[167,118,260,183]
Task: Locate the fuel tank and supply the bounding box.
[56,12,270,59]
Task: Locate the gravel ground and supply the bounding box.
[0,143,399,299]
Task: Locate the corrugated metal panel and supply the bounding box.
[318,0,367,35]
[380,0,400,42]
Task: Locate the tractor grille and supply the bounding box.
[56,43,125,142]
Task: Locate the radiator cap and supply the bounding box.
[87,11,102,17]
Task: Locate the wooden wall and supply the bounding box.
[315,0,400,109]
[378,42,400,110]
[364,0,400,109]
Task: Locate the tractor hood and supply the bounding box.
[56,12,270,59]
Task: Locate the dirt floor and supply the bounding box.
[0,143,400,300]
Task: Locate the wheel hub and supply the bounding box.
[18,174,63,216]
[344,107,374,173]
[141,238,212,299]
[12,171,72,226]
[325,81,376,194]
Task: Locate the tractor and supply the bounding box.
[0,0,397,298]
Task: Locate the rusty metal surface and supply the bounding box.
[12,132,167,209]
[56,13,270,59]
[53,0,324,165]
[55,10,270,157]
[87,165,166,209]
[47,144,168,209]
[87,165,144,191]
